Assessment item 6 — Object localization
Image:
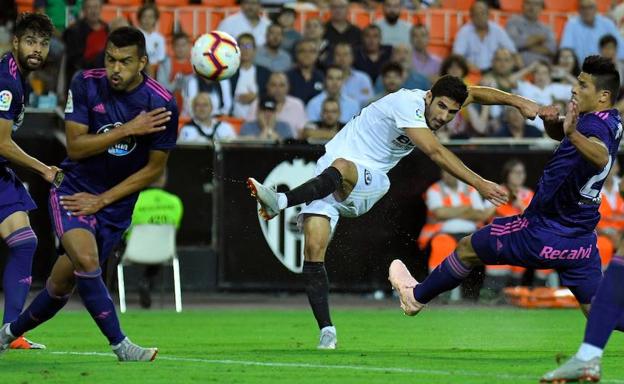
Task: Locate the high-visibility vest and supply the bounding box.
[418,181,475,249]
[598,186,624,232]
[494,187,534,218]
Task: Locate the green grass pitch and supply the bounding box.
[2,307,624,384]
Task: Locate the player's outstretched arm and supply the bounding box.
[563,101,609,169]
[464,86,539,120]
[539,105,565,141]
[65,108,172,160]
[405,127,508,206]
[0,118,60,183]
[61,150,169,216]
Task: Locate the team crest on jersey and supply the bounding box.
[97,122,137,156]
[64,90,73,113]
[364,169,372,185]
[257,159,317,273]
[0,90,12,111]
[415,108,424,120]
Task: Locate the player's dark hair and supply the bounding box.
[14,12,53,39]
[381,61,403,77]
[431,75,469,106]
[599,34,618,49]
[582,55,620,104]
[138,3,160,22]
[107,26,147,58]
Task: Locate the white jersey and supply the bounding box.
[325,88,429,173]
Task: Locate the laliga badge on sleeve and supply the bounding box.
[52,170,64,188]
[64,90,73,113]
[0,90,13,111]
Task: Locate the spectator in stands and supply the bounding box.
[255,23,292,72]
[452,0,517,72]
[514,60,572,132]
[324,0,362,52]
[127,169,183,309]
[599,34,624,87]
[138,3,166,77]
[229,33,270,119]
[157,32,194,115]
[505,0,556,66]
[240,95,293,140]
[306,65,359,124]
[35,0,80,35]
[0,0,16,55]
[611,0,624,37]
[63,0,108,89]
[552,48,580,85]
[217,0,271,47]
[302,98,343,140]
[410,24,442,82]
[369,61,403,103]
[332,42,374,108]
[277,7,301,53]
[287,39,324,104]
[184,75,232,117]
[418,169,489,301]
[597,159,623,268]
[246,72,306,137]
[476,47,518,132]
[354,25,393,83]
[560,0,624,63]
[303,18,330,67]
[493,106,543,138]
[374,44,430,94]
[178,93,236,144]
[482,159,535,296]
[375,0,411,47]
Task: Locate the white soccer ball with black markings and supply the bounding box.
[191,31,241,81]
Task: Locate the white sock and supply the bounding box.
[5,324,14,337]
[277,193,288,210]
[576,343,603,361]
[111,337,128,350]
[321,325,336,335]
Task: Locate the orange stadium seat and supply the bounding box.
[16,0,33,12]
[440,0,476,10]
[294,10,321,33]
[159,9,175,37]
[499,0,523,12]
[427,41,452,58]
[101,5,123,24]
[202,0,237,7]
[156,0,189,6]
[176,7,210,39]
[544,0,578,12]
[108,0,142,6]
[216,115,244,134]
[597,0,611,13]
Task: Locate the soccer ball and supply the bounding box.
[191,31,241,81]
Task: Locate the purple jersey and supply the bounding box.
[525,109,623,236]
[61,69,178,224]
[0,53,27,166]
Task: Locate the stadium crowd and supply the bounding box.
[2,0,624,142]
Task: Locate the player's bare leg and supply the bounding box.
[302,214,336,349]
[248,157,358,220]
[389,235,483,316]
[61,229,157,361]
[0,212,45,350]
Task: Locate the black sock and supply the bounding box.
[285,167,342,207]
[303,261,332,329]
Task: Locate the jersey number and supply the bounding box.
[580,156,612,199]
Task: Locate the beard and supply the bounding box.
[385,14,400,25]
[17,50,44,71]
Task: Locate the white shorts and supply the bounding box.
[298,154,390,232]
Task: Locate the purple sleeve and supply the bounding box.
[64,73,90,126]
[0,77,21,122]
[149,99,178,151]
[578,114,613,148]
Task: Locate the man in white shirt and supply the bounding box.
[306,65,360,124]
[332,42,374,108]
[248,75,539,350]
[217,0,271,47]
[452,1,518,72]
[375,0,411,47]
[178,93,236,143]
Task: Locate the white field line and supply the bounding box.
[48,351,624,383]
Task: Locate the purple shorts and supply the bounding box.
[48,186,125,264]
[0,166,36,223]
[471,214,602,304]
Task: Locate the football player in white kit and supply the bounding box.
[247,75,539,349]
